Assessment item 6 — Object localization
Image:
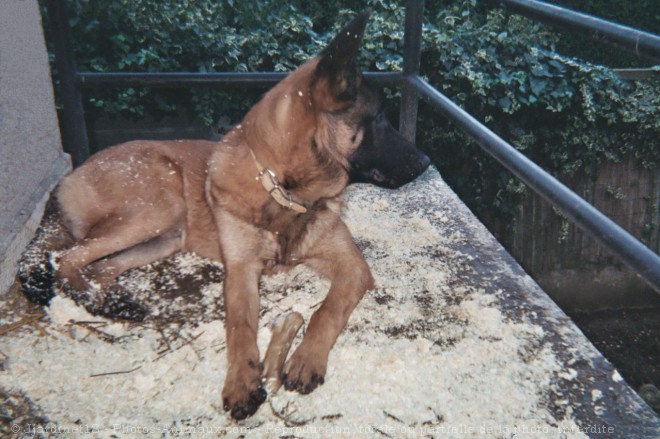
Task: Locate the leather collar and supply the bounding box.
[249,148,307,214]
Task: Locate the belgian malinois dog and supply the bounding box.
[54,12,430,419]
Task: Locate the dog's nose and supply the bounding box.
[419,153,431,170]
[411,152,431,175]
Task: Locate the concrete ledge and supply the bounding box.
[0,0,71,295]
[2,167,658,437]
[0,152,70,295]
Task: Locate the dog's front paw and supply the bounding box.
[282,345,327,394]
[222,361,267,420]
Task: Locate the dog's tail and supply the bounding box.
[18,198,74,305]
[18,252,57,305]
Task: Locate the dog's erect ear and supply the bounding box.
[321,11,369,69]
[312,11,370,111]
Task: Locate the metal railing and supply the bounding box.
[482,0,660,63]
[45,0,660,294]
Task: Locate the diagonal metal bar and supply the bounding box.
[407,75,660,294]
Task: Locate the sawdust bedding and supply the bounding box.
[0,168,588,438]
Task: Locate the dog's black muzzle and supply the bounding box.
[348,112,431,189]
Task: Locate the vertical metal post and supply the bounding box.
[399,0,424,142]
[45,0,89,166]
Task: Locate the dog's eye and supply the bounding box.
[352,128,364,145]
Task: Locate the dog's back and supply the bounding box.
[55,139,219,290]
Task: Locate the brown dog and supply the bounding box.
[54,12,430,419]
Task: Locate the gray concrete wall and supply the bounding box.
[0,0,70,294]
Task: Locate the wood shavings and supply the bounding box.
[3,168,636,436]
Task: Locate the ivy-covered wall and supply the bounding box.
[418,1,659,235]
[42,0,660,284]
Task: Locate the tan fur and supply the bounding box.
[56,47,378,419]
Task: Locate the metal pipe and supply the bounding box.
[482,0,660,63]
[44,0,90,166]
[407,75,660,294]
[399,0,425,141]
[78,71,401,88]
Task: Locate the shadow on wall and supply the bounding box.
[509,155,660,312]
[538,266,660,312]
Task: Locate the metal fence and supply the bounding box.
[45,0,660,294]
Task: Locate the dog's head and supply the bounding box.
[310,12,431,189]
[243,12,430,193]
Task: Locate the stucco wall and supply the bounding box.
[0,0,70,294]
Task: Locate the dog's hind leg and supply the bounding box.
[86,228,182,288]
[56,210,183,292]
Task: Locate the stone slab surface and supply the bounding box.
[2,167,657,438]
